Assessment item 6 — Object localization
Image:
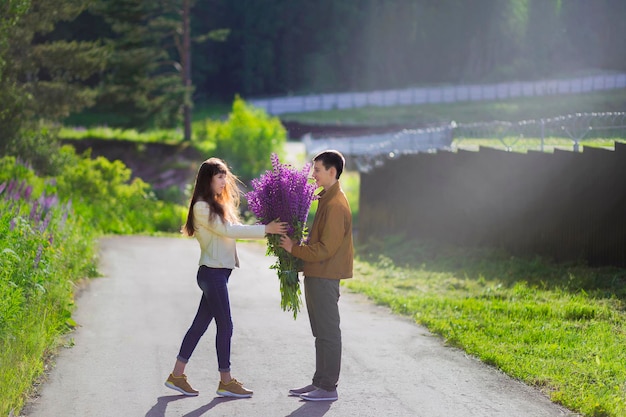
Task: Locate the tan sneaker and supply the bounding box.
[164,373,199,396]
[216,378,253,398]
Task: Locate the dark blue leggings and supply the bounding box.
[177,266,233,372]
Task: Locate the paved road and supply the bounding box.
[24,236,578,417]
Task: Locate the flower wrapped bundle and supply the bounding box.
[246,153,317,318]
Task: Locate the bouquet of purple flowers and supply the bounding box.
[246,153,318,318]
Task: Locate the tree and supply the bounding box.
[0,0,108,173]
[88,0,186,131]
[90,0,228,138]
[181,0,192,140]
[0,0,31,144]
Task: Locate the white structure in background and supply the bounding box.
[303,124,455,172]
[250,73,626,116]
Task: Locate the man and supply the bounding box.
[279,150,354,402]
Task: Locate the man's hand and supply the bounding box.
[279,235,294,253]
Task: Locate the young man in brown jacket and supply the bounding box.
[279,150,354,401]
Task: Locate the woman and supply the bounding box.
[165,157,287,398]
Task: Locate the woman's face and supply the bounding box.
[211,172,227,195]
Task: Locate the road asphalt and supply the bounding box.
[23,236,579,417]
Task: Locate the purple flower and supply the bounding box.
[247,153,317,238]
[39,193,59,212]
[33,244,43,269]
[24,185,33,200]
[6,180,17,199]
[29,200,40,221]
[245,153,318,319]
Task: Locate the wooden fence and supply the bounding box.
[359,143,626,267]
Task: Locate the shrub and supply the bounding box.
[54,146,185,234]
[0,140,186,414]
[0,170,97,415]
[196,96,286,184]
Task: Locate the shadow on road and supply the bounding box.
[144,395,239,417]
[285,401,332,417]
[144,395,187,417]
[181,397,240,417]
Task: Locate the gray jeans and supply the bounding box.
[304,276,341,391]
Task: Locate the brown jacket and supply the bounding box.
[291,181,354,279]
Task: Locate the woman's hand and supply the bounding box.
[265,219,288,235]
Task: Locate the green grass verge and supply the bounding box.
[346,237,626,417]
[454,137,626,152]
[280,89,626,126]
[58,126,183,144]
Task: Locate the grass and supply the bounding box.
[54,89,626,416]
[279,89,626,126]
[453,136,626,152]
[58,125,183,144]
[346,237,626,417]
[60,99,231,143]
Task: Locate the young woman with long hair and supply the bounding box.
[165,157,286,398]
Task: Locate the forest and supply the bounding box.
[1,0,626,140]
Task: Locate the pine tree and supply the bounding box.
[90,0,189,132]
[0,0,108,168]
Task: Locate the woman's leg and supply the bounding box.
[166,267,215,396]
[196,267,233,377]
[175,268,215,368]
[171,296,211,377]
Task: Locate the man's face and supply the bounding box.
[312,160,335,190]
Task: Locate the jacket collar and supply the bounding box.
[318,181,340,201]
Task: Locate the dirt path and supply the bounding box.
[23,236,577,417]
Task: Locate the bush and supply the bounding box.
[196,96,286,183]
[54,146,185,234]
[0,123,74,176]
[0,150,186,414]
[0,166,97,415]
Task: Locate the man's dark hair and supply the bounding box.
[313,150,345,179]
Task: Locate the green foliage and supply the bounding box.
[2,123,78,176]
[89,0,188,130]
[0,161,98,415]
[200,96,287,183]
[0,148,185,414]
[0,0,30,146]
[59,125,182,143]
[187,1,626,98]
[54,146,184,234]
[348,237,626,417]
[5,0,107,120]
[0,0,108,168]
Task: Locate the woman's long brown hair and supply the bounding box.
[182,158,241,236]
